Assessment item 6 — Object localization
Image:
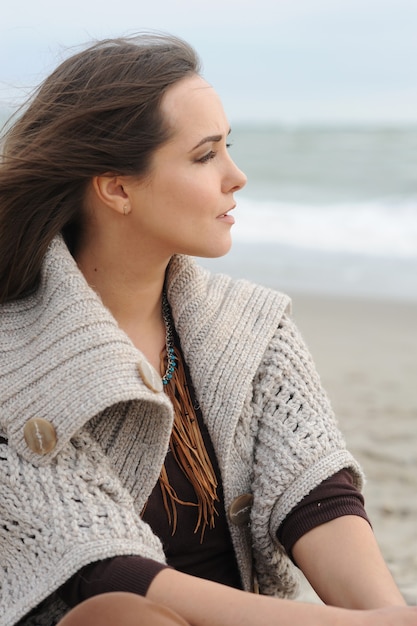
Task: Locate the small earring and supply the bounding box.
[123,204,130,216]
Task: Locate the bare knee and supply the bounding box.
[57,592,190,626]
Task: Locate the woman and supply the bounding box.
[0,34,416,626]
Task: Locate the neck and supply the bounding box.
[75,237,171,372]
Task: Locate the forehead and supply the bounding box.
[160,74,229,140]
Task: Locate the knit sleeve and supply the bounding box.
[250,313,364,551]
[0,430,167,626]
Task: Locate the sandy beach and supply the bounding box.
[288,292,417,605]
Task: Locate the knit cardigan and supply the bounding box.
[0,237,363,626]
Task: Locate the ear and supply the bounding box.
[91,174,131,216]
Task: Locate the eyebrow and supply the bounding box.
[190,129,231,152]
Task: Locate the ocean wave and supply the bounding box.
[233,196,417,259]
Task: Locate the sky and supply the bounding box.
[1,0,417,125]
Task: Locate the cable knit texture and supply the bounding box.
[0,236,363,625]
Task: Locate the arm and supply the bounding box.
[292,515,406,609]
[147,567,348,626]
[147,567,417,626]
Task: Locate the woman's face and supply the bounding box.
[121,74,247,260]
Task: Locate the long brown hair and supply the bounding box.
[0,34,200,302]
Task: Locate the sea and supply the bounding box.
[1,109,416,302]
[200,125,417,302]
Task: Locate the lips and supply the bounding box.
[217,211,235,224]
[217,205,236,219]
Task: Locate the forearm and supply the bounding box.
[292,515,406,609]
[147,567,359,626]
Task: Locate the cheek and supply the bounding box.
[163,176,207,210]
[151,166,218,217]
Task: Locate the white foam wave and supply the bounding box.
[233,197,417,259]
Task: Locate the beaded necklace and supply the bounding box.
[161,291,177,385]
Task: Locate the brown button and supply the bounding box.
[137,359,163,393]
[23,418,57,455]
[228,493,253,526]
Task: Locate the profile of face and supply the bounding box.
[92,74,247,261]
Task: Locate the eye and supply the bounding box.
[196,142,232,164]
[197,150,216,164]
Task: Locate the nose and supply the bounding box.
[225,157,247,193]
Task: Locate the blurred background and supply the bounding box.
[1,0,416,603]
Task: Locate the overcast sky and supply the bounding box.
[1,0,416,124]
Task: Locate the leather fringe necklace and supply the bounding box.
[159,293,219,542]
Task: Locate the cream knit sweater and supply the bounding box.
[0,237,363,625]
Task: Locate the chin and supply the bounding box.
[212,234,234,258]
[200,241,233,259]
[179,234,233,260]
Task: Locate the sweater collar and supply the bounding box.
[166,254,291,468]
[0,236,173,466]
[0,236,290,468]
